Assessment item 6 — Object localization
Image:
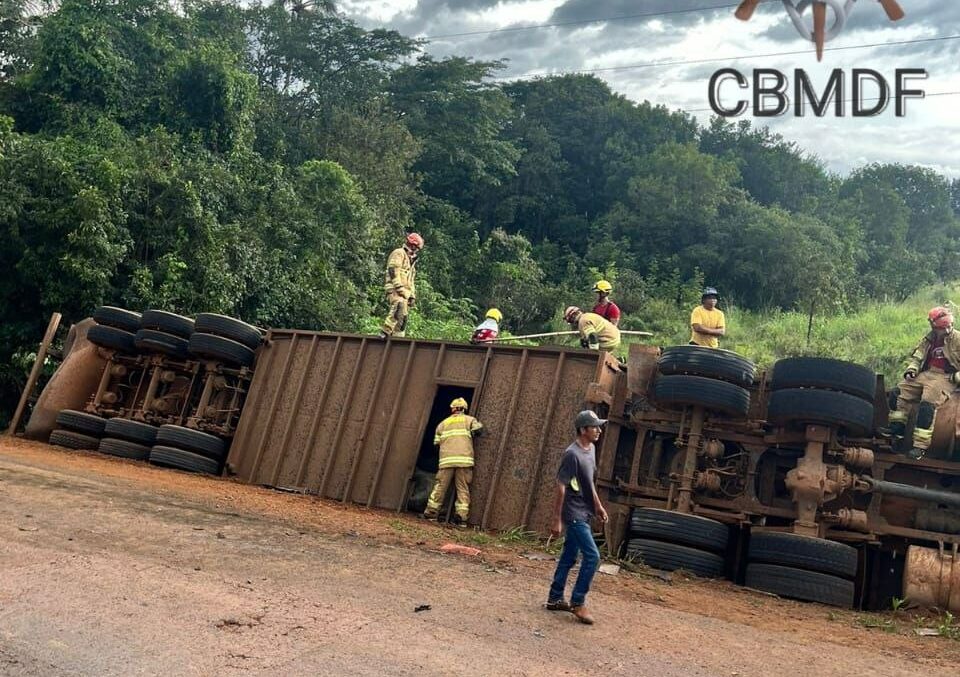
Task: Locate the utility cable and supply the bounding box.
[500,34,960,80]
[683,89,960,114]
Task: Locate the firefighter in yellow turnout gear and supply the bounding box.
[380,232,423,339]
[423,398,484,526]
[889,307,960,458]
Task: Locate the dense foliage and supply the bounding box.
[1,0,958,423]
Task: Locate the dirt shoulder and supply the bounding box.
[1,437,958,676]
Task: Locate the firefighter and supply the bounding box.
[471,308,502,344]
[564,306,620,351]
[889,307,960,458]
[592,280,621,327]
[379,233,423,339]
[690,287,726,348]
[422,397,484,526]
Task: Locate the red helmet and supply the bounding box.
[928,306,954,329]
[564,306,582,323]
[405,232,424,250]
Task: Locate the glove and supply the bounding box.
[904,369,918,381]
[408,296,416,308]
[587,334,599,350]
[580,337,590,348]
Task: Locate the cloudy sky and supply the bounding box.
[337,0,960,178]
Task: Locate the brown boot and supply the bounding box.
[571,605,594,625]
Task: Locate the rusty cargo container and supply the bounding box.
[225,331,620,533]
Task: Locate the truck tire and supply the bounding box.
[767,388,874,436]
[149,445,221,475]
[139,310,195,339]
[194,313,262,351]
[156,425,226,461]
[134,329,190,360]
[629,508,728,553]
[770,358,877,402]
[88,325,137,354]
[93,306,142,333]
[748,532,857,579]
[188,332,255,367]
[745,563,854,607]
[49,429,99,450]
[658,346,756,387]
[623,538,725,578]
[55,410,107,437]
[654,375,750,417]
[103,418,158,445]
[98,437,151,460]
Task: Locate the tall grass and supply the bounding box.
[628,283,960,383]
[363,282,960,386]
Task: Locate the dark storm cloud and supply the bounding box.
[759,0,960,43]
[547,0,741,29]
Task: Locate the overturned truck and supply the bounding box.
[599,345,960,612]
[27,313,960,612]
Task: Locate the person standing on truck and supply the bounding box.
[564,306,620,351]
[889,307,960,458]
[422,397,483,526]
[546,410,608,625]
[470,308,502,344]
[379,233,423,339]
[592,280,621,327]
[690,287,726,348]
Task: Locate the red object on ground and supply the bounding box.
[440,543,481,557]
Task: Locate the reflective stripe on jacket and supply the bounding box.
[434,414,483,468]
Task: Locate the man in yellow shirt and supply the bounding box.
[564,306,621,351]
[690,287,725,348]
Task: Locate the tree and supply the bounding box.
[700,117,833,215]
[388,56,520,212]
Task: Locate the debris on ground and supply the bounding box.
[440,543,481,557]
[915,628,940,637]
[520,552,554,561]
[414,604,431,613]
[598,563,620,576]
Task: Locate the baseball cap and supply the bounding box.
[574,410,607,429]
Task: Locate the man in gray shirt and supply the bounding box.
[546,410,608,625]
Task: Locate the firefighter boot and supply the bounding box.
[908,402,936,459]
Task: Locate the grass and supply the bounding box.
[856,614,898,633]
[625,282,960,384]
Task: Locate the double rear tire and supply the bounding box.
[767,358,876,436]
[623,508,728,579]
[745,532,857,607]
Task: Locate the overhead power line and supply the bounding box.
[424,0,775,41]
[684,90,960,114]
[499,34,960,80]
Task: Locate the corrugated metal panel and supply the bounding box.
[226,331,619,533]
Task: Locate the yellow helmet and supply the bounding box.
[485,308,503,323]
[450,397,469,411]
[593,280,612,294]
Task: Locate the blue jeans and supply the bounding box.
[548,520,600,607]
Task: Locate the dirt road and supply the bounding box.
[1,439,957,676]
